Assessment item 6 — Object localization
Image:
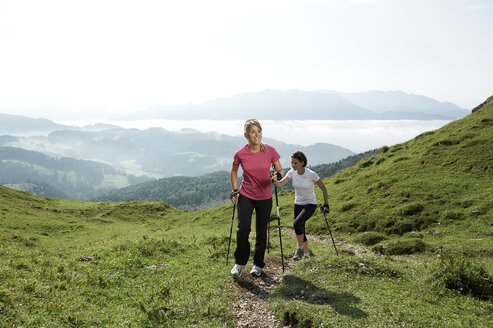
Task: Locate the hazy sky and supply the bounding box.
[1,0,492,115]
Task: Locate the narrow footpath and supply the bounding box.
[230,227,370,328]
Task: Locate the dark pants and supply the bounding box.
[294,204,317,242]
[234,194,272,268]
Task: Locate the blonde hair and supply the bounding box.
[244,119,266,153]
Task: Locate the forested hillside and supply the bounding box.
[95,149,379,210]
[0,147,150,200]
[95,171,233,211]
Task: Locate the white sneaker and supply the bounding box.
[293,247,304,260]
[231,264,244,277]
[304,253,310,259]
[250,265,262,277]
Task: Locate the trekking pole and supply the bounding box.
[274,184,285,272]
[226,202,236,265]
[323,213,339,256]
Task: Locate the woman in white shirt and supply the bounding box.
[273,151,329,260]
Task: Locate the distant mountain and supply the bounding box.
[0,147,151,200]
[324,90,469,119]
[120,89,376,120]
[3,181,68,199]
[80,123,122,131]
[120,89,468,121]
[0,113,75,135]
[0,113,124,136]
[2,127,354,178]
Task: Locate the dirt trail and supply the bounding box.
[230,228,372,327]
[231,256,291,328]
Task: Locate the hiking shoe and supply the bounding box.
[250,265,262,277]
[304,253,310,259]
[293,247,304,260]
[231,264,244,277]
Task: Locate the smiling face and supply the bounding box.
[244,122,262,146]
[291,151,307,168]
[291,157,304,171]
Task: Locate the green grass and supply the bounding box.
[270,256,493,327]
[1,98,493,326]
[0,189,238,327]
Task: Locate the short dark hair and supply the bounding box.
[291,151,307,167]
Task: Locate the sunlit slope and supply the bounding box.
[0,185,184,245]
[292,97,493,255]
[0,186,240,327]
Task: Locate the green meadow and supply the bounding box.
[1,97,493,327]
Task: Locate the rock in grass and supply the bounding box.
[76,255,98,262]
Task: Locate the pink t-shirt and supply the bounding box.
[233,144,280,200]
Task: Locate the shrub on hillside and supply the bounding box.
[458,199,474,208]
[359,159,374,168]
[354,232,387,246]
[340,202,357,212]
[374,217,396,232]
[403,231,424,239]
[355,215,377,232]
[385,219,415,235]
[431,254,493,300]
[400,203,424,216]
[393,157,410,163]
[443,210,465,221]
[434,139,460,146]
[375,157,386,165]
[346,213,380,233]
[372,238,427,255]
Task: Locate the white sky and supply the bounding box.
[1,0,492,114]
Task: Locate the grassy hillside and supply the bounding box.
[267,97,493,326]
[1,98,492,327]
[301,95,493,256]
[0,186,238,327]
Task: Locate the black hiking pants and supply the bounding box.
[294,204,317,242]
[234,194,272,268]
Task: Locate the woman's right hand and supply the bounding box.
[230,189,239,203]
[271,171,281,182]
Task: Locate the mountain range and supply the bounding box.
[0,113,120,136]
[1,89,469,122]
[1,127,354,178]
[119,89,469,121]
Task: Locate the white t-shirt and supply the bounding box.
[286,168,320,205]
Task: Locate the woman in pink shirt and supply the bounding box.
[230,119,284,277]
